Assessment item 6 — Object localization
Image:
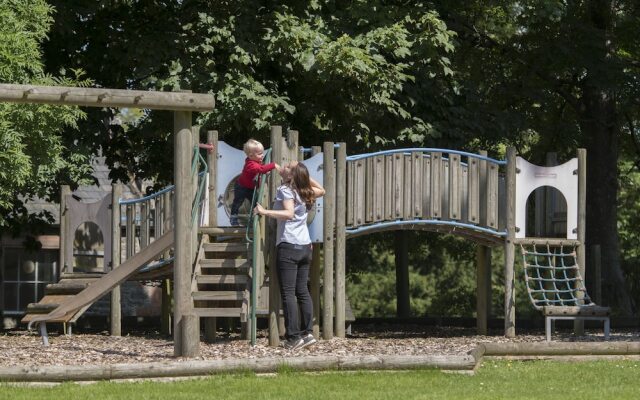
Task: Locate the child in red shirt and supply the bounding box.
[230,139,279,226]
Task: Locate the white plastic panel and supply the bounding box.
[216,141,247,226]
[215,142,324,242]
[515,157,578,239]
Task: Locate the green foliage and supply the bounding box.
[0,0,92,229]
[618,159,640,308]
[157,1,458,149]
[346,232,470,318]
[33,0,640,316]
[346,231,537,319]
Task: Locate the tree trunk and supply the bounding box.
[578,0,635,315]
[580,86,634,315]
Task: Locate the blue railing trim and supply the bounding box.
[346,148,506,165]
[345,219,507,237]
[118,171,206,206]
[138,256,174,273]
[119,185,174,205]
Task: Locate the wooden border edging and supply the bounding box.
[0,355,475,382]
[5,342,640,382]
[476,342,640,356]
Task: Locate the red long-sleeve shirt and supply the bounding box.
[237,158,276,189]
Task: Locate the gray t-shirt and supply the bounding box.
[273,185,310,245]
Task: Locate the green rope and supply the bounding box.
[521,242,593,309]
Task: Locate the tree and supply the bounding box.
[44,1,458,165]
[0,0,91,232]
[435,0,640,314]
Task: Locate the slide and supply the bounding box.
[28,230,174,329]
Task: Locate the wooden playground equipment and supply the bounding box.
[0,83,609,358]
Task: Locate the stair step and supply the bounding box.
[60,273,105,279]
[200,259,250,269]
[45,282,90,295]
[196,275,249,285]
[199,227,250,237]
[203,242,249,253]
[193,291,245,301]
[25,303,60,313]
[193,307,245,318]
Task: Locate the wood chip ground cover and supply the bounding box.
[0,325,635,368]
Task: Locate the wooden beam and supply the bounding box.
[0,83,215,112]
[504,147,517,338]
[59,185,71,273]
[173,110,197,357]
[323,142,335,340]
[0,354,476,382]
[476,245,491,335]
[480,342,640,356]
[268,126,283,347]
[334,142,347,337]
[395,231,410,318]
[575,148,587,335]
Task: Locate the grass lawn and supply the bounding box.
[1,360,639,399]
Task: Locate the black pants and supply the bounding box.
[276,242,313,340]
[230,182,254,215]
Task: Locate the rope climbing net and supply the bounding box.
[520,242,593,310]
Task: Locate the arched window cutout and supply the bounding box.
[525,186,567,238]
[73,221,105,272]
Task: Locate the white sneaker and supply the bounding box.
[298,333,317,349]
[282,337,304,350]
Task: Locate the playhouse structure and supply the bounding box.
[1,83,609,358]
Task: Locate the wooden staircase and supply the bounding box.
[21,272,104,330]
[192,227,253,323]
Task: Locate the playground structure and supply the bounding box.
[1,83,610,358]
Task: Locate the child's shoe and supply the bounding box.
[230,215,239,226]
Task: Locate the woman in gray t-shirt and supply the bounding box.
[254,161,325,350]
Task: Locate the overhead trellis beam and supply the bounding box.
[0,83,215,112]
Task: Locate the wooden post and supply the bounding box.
[161,279,172,336]
[322,142,335,340]
[504,147,516,337]
[204,130,218,342]
[592,245,602,304]
[59,185,71,273]
[395,231,410,318]
[110,183,122,337]
[334,142,347,337]
[575,148,587,335]
[310,146,322,339]
[161,191,172,336]
[476,245,491,335]
[479,151,487,229]
[268,126,283,346]
[173,109,198,357]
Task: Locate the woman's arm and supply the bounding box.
[254,199,294,220]
[309,176,325,198]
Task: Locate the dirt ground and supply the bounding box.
[1,324,634,368]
